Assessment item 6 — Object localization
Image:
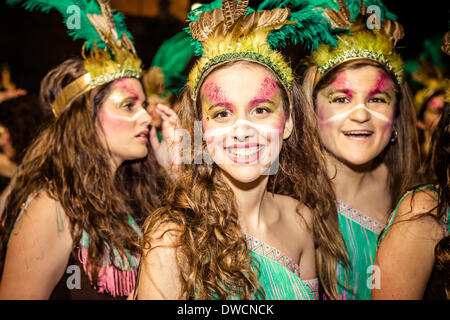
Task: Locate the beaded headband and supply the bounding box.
[309,0,405,85]
[186,0,294,102]
[186,0,340,103]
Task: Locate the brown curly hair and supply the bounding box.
[0,58,163,284]
[142,60,349,299]
[430,102,450,299]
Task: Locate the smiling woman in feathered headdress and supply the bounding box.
[137,0,349,300]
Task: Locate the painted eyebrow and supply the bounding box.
[207,102,233,112]
[333,88,353,95]
[368,89,392,99]
[249,98,275,109]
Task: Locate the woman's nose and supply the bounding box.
[348,104,371,123]
[232,119,257,141]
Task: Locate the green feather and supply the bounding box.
[151,31,194,94]
[259,0,399,51]
[420,37,445,69]
[258,0,337,51]
[6,0,134,51]
[404,36,446,89]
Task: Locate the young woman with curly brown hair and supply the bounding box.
[135,0,351,300]
[136,59,348,299]
[0,57,176,299]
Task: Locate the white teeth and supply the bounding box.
[344,131,372,135]
[227,147,261,157]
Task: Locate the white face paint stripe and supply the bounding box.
[320,104,391,124]
[105,107,148,122]
[203,119,279,139]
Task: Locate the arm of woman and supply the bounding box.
[0,192,73,299]
[372,190,443,299]
[137,223,185,299]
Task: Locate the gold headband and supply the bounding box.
[52,69,142,117]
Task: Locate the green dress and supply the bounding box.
[334,200,386,300]
[245,233,319,300]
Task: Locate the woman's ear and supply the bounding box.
[283,113,294,139]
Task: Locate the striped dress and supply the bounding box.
[246,233,319,300]
[334,200,386,300]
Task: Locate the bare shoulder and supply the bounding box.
[143,221,183,250]
[0,190,73,299]
[272,194,313,227]
[388,188,443,241]
[139,221,185,299]
[11,190,72,242]
[395,188,440,222]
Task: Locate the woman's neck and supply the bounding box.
[221,171,270,232]
[326,153,390,206]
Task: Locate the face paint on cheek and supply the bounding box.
[202,118,216,145]
[428,96,444,110]
[99,106,145,138]
[319,104,393,124]
[203,119,282,141]
[272,113,286,134]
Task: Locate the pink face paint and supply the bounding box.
[202,80,227,105]
[256,77,278,101]
[99,107,134,134]
[368,69,393,98]
[114,78,139,101]
[428,95,444,110]
[330,72,353,100]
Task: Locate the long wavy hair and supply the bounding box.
[428,102,449,299]
[0,58,163,282]
[142,60,349,299]
[303,60,420,211]
[395,102,449,299]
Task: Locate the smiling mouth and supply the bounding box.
[342,130,373,139]
[225,145,265,163]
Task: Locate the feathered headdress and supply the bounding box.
[7,0,142,117]
[260,0,404,85]
[142,31,194,100]
[186,0,335,101]
[404,36,448,113]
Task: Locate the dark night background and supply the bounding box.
[0,0,448,94]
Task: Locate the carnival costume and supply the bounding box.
[259,0,406,300]
[184,0,342,299]
[7,0,143,298]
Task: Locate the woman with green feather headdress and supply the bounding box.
[0,0,178,299]
[259,0,420,299]
[403,36,448,177]
[137,0,348,300]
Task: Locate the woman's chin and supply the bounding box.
[220,164,271,185]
